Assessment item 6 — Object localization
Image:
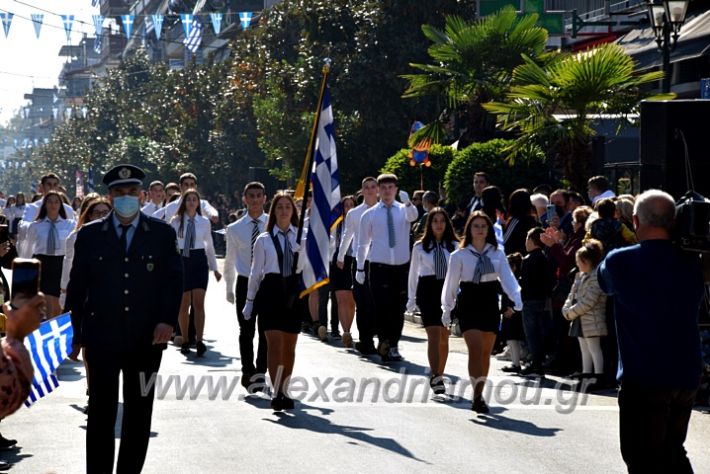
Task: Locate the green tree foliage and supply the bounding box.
[484,43,665,191]
[443,138,549,209]
[402,6,550,147]
[379,144,456,193]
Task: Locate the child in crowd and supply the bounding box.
[562,239,607,391]
[500,253,526,373]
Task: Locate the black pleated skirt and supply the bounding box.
[255,273,303,334]
[416,275,445,328]
[34,254,63,297]
[181,249,208,291]
[456,281,501,333]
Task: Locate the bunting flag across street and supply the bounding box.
[300,84,342,296]
[24,313,74,407]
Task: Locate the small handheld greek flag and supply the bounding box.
[24,313,73,407]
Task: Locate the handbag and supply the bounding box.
[568,316,583,338]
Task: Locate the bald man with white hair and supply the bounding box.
[597,189,704,473]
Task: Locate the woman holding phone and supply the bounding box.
[243,193,303,411]
[21,190,74,317]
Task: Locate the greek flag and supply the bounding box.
[184,16,202,53]
[24,314,73,407]
[300,86,341,296]
[87,168,95,192]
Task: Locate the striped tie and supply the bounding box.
[183,217,195,257]
[386,205,395,248]
[433,242,447,280]
[280,230,293,277]
[46,219,58,255]
[471,248,495,284]
[251,219,260,261]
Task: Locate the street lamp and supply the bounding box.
[646,1,690,93]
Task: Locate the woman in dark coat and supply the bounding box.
[503,189,538,256]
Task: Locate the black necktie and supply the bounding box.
[119,224,130,252]
[280,230,293,277]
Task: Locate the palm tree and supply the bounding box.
[484,43,667,191]
[401,6,550,146]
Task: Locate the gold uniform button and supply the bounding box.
[124,273,129,278]
[124,257,129,262]
[124,306,130,312]
[124,289,129,295]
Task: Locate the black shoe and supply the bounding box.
[355,342,377,355]
[196,341,207,357]
[429,375,446,395]
[519,365,544,378]
[241,372,254,391]
[471,396,490,414]
[330,331,342,340]
[180,342,191,355]
[501,364,521,373]
[377,340,390,358]
[0,434,17,450]
[271,394,284,412]
[282,394,295,410]
[0,460,10,470]
[251,374,266,393]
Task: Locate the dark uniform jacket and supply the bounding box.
[65,212,183,352]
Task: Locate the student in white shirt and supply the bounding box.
[337,177,379,354]
[160,173,219,223]
[141,180,165,217]
[407,208,459,395]
[329,195,358,348]
[441,211,522,414]
[242,193,303,411]
[7,192,26,237]
[356,174,418,362]
[23,190,76,317]
[224,181,268,392]
[21,173,76,222]
[170,190,221,357]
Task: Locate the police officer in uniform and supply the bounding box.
[66,164,183,473]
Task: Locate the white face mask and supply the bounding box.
[113,195,140,218]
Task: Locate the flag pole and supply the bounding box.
[293,59,331,274]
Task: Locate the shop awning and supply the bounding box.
[616,10,710,69]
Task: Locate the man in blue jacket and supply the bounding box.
[598,189,704,474]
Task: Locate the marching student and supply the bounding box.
[243,193,303,411]
[407,207,459,394]
[336,177,379,354]
[21,173,75,222]
[171,190,221,357]
[224,182,269,392]
[442,211,522,413]
[22,190,75,317]
[141,180,165,216]
[356,173,418,362]
[7,192,26,238]
[158,173,219,223]
[330,195,358,348]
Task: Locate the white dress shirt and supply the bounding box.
[22,216,75,257]
[356,200,418,268]
[336,202,374,264]
[407,240,455,302]
[592,189,616,204]
[141,201,162,216]
[161,198,218,222]
[246,225,299,301]
[441,243,523,315]
[22,198,75,222]
[224,212,268,291]
[60,231,79,291]
[170,214,218,271]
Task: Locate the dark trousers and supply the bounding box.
[236,276,267,374]
[618,383,697,474]
[368,262,408,347]
[317,284,330,326]
[522,300,551,368]
[329,287,339,333]
[353,261,376,344]
[86,347,163,474]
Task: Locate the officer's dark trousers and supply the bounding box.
[618,383,696,474]
[368,262,408,347]
[236,276,267,375]
[86,346,163,474]
[352,261,376,345]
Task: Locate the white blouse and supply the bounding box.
[22,217,75,257]
[407,240,455,302]
[170,214,218,271]
[60,231,79,290]
[441,243,522,316]
[246,225,302,301]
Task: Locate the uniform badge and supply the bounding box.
[147,263,154,272]
[119,167,131,179]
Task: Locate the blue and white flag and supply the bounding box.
[61,15,74,42]
[24,313,73,407]
[151,14,164,40]
[239,12,253,30]
[300,85,341,295]
[93,15,104,53]
[87,168,95,192]
[121,14,135,38]
[92,0,100,6]
[31,14,43,39]
[180,14,194,38]
[184,17,203,53]
[0,13,13,38]
[210,13,223,35]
